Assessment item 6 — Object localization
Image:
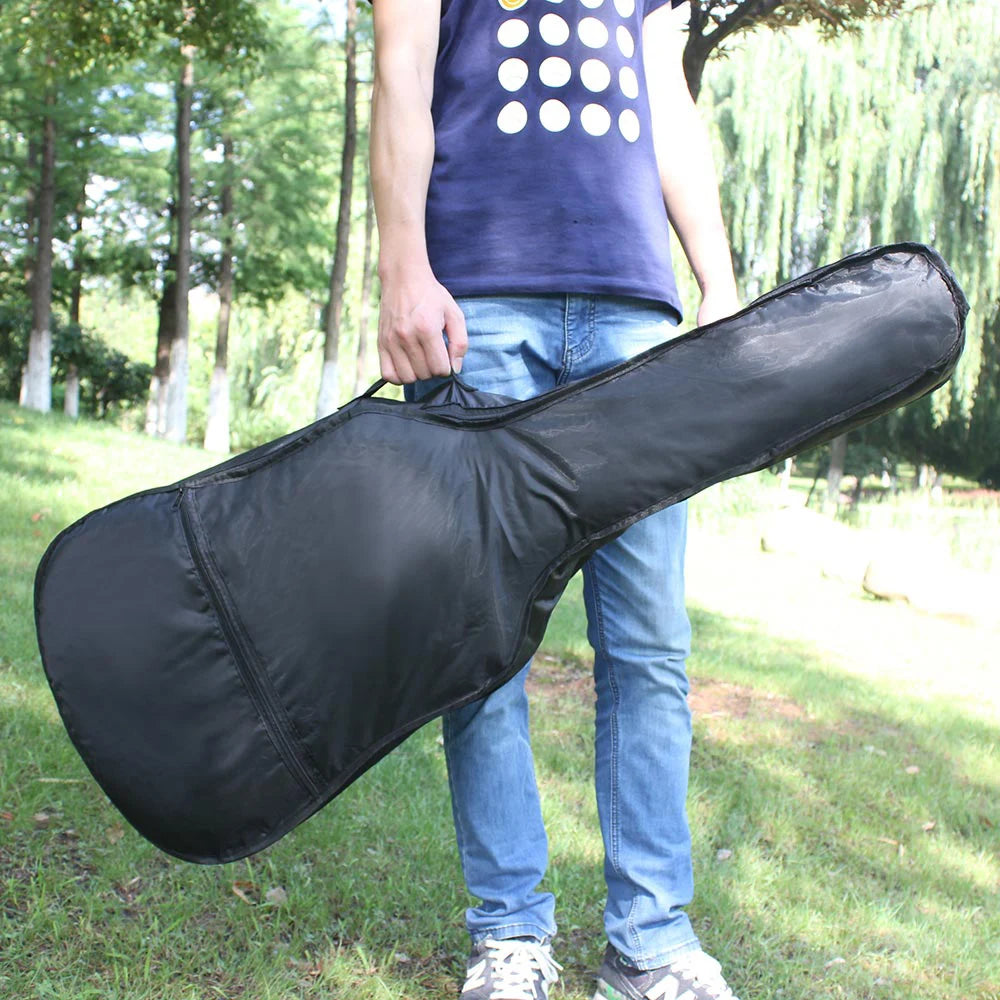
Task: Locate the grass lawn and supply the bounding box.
[1,400,998,1000]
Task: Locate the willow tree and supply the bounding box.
[702,0,999,481]
[683,0,910,101]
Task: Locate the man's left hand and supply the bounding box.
[696,288,742,328]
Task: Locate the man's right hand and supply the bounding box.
[377,266,468,385]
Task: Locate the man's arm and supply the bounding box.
[370,0,467,384]
[643,2,741,327]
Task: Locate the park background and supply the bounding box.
[1,1,998,998]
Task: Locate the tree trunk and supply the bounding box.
[824,432,848,512]
[316,0,359,420]
[65,193,85,420]
[684,0,783,103]
[204,135,234,454]
[64,368,80,419]
[354,179,376,395]
[21,91,57,413]
[165,45,195,444]
[147,253,177,436]
[779,456,793,493]
[931,470,944,503]
[23,136,40,295]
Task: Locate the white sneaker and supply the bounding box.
[594,944,741,1000]
[461,936,562,1000]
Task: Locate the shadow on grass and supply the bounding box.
[4,602,997,998]
[528,606,999,998]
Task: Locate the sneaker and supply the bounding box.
[460,936,562,1000]
[594,944,741,1000]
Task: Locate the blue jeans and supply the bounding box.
[408,293,699,970]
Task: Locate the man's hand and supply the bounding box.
[377,265,468,384]
[696,287,742,328]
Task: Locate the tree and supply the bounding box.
[317,0,360,420]
[702,0,1000,484]
[355,179,377,395]
[164,31,196,444]
[155,1,267,442]
[190,0,346,447]
[204,133,234,453]
[824,433,847,511]
[1,0,266,421]
[65,185,87,418]
[22,85,56,411]
[2,1,169,412]
[967,302,1000,487]
[682,0,910,101]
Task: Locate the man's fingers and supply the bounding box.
[394,318,452,380]
[376,279,462,384]
[395,329,435,381]
[378,345,402,386]
[389,344,419,385]
[444,299,468,373]
[424,327,453,378]
[380,339,419,387]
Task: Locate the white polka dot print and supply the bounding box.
[618,108,640,142]
[493,1,647,140]
[498,57,529,92]
[580,58,611,92]
[539,56,572,87]
[616,25,635,58]
[539,13,570,45]
[540,98,572,131]
[581,102,611,136]
[498,100,528,134]
[619,65,639,99]
[578,16,609,48]
[498,19,530,48]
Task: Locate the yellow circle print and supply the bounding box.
[498,0,528,10]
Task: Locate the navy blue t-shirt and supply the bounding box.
[371,0,686,320]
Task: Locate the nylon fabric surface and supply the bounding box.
[34,242,968,863]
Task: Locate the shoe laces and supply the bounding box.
[482,937,562,1000]
[657,949,738,1000]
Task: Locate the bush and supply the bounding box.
[0,299,151,417]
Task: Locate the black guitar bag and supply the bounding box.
[34,242,967,864]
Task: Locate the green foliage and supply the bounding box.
[0,301,29,399]
[0,300,150,416]
[702,0,1000,483]
[754,0,912,37]
[966,301,1000,486]
[1,0,268,74]
[193,1,345,308]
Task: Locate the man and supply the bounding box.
[368,1,743,997]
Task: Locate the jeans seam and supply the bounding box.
[442,714,473,890]
[558,294,572,383]
[581,294,597,361]
[588,570,625,897]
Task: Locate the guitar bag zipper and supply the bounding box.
[178,488,321,799]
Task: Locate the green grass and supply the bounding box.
[2,400,998,999]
